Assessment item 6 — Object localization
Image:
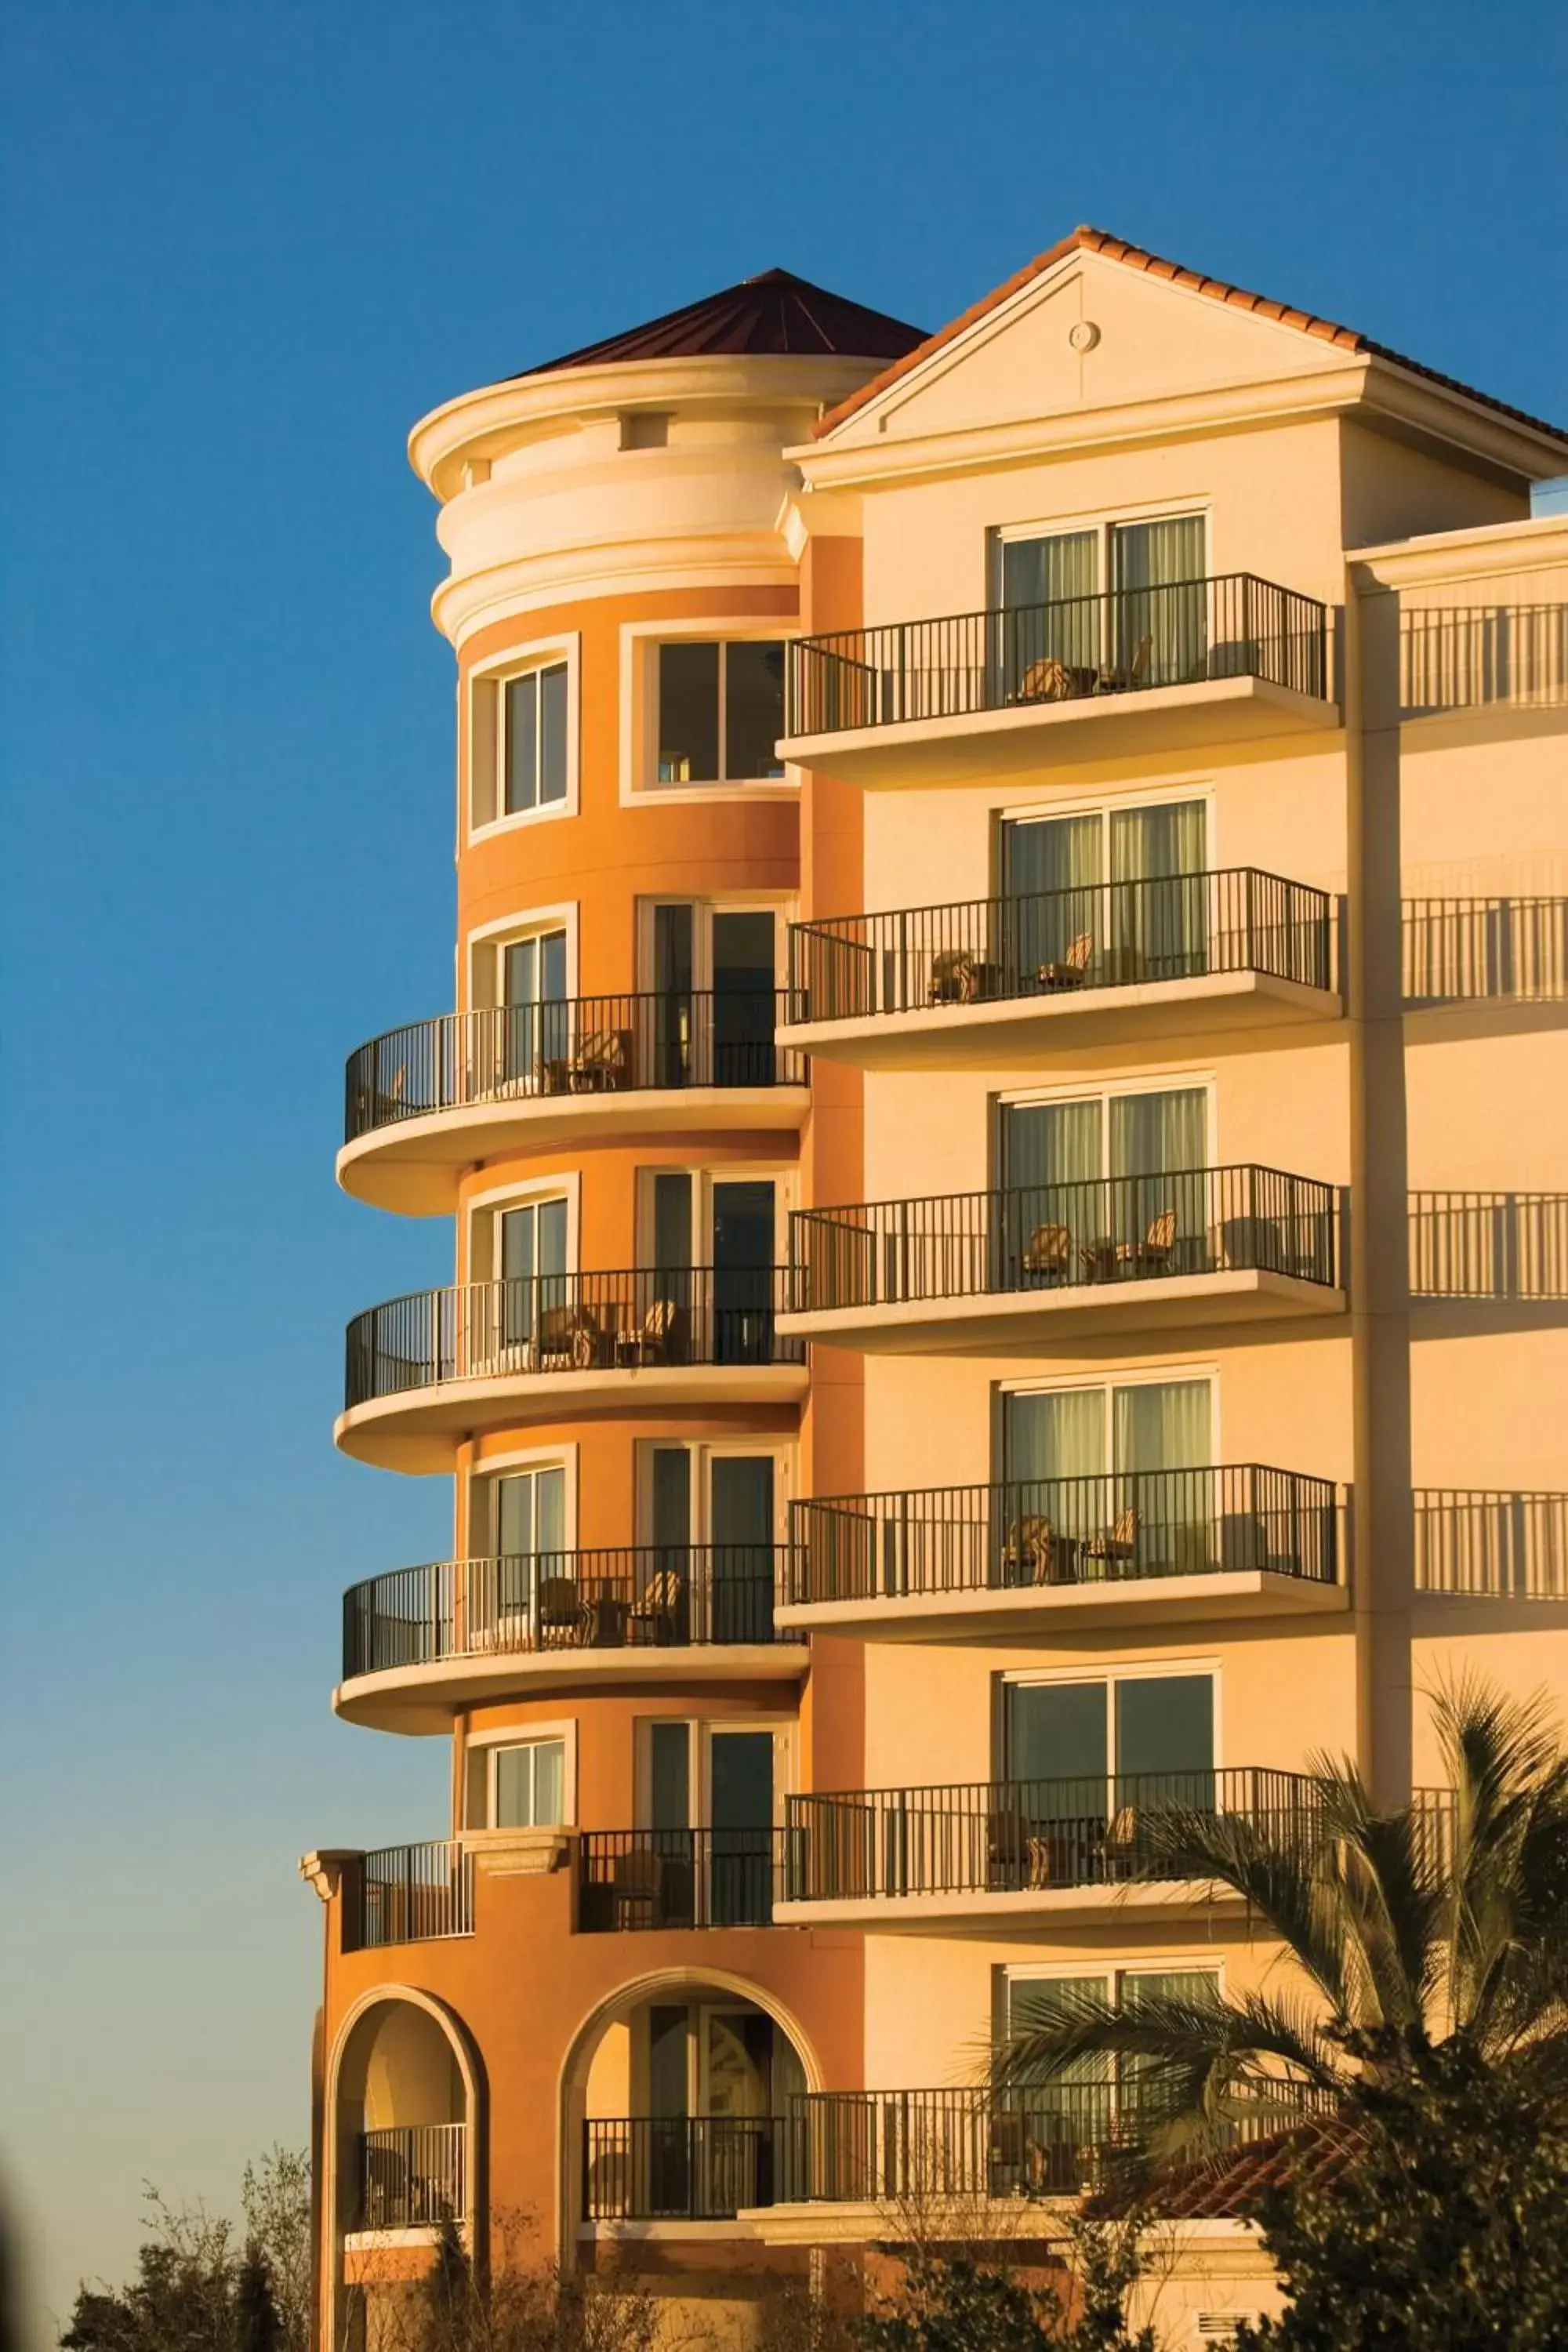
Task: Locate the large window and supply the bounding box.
[496,1195,569,1348]
[1001,1669,1215,1791]
[1000,1083,1209,1188]
[999,801,1209,983]
[642,1443,781,1641]
[466,1733,568,1829]
[1000,1379,1213,1577]
[998,514,1207,689]
[503,662,569,813]
[655,641,785,785]
[648,903,779,1083]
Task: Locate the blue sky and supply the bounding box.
[0,0,1563,2336]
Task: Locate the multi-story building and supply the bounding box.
[303,231,1568,2350]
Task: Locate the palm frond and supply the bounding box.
[1129,1802,1358,2022]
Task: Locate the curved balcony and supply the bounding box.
[782,1465,1345,1639]
[342,1842,476,1949]
[782,870,1338,1071]
[781,574,1335,787]
[339,994,809,1214]
[783,1164,1342,1352]
[338,1548,808,1729]
[778,1767,1326,1929]
[337,1269,808,1470]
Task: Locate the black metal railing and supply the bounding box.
[785,575,1329,738]
[788,1465,1338,1607]
[1408,1192,1568,1299]
[343,1548,786,1678]
[583,2118,786,2220]
[578,1828,790,1932]
[345,992,805,1142]
[787,870,1334,1023]
[1414,1490,1568,1598]
[343,1843,475,1951]
[789,1166,1338,1315]
[1401,603,1568,714]
[1403,898,1568,1003]
[785,1769,1326,1902]
[344,1268,804,1409]
[358,2125,466,2230]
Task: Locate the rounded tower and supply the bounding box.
[310,270,924,2349]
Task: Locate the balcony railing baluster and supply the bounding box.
[358,2125,466,2230]
[578,1828,789,1932]
[785,575,1330,739]
[345,990,805,1144]
[344,1842,474,1950]
[788,869,1334,1022]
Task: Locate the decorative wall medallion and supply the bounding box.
[1069,320,1102,353]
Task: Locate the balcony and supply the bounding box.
[782,870,1338,1069]
[583,2117,787,2223]
[781,575,1335,787]
[337,1548,807,1728]
[339,993,808,1214]
[337,1269,808,1471]
[342,1842,475,1950]
[783,1166,1342,1354]
[357,2124,467,2233]
[782,1465,1344,1640]
[578,1828,788,1932]
[778,1768,1324,1929]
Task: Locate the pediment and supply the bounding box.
[826,247,1359,448]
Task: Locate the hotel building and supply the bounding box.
[303,233,1568,2348]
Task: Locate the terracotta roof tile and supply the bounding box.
[813,226,1567,448]
[519,269,927,378]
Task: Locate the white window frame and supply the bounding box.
[635,893,793,994]
[994,1658,1224,1780]
[463,1171,579,1287]
[466,632,581,840]
[634,1713,797,1831]
[463,1717,577,1828]
[464,903,578,1014]
[993,1366,1221,1482]
[465,1445,577,1559]
[636,1161,796,1269]
[619,619,800,806]
[634,1439,796,1548]
[993,1071,1218,1183]
[989,501,1211,605]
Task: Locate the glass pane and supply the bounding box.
[653,1174,693,1273]
[1112,1381,1210,1472]
[1003,1389,1105,1484]
[532,1738,565,1824]
[535,1466,566,1555]
[1002,1099,1103,1190]
[710,1457,773,1641]
[724,641,785,779]
[654,903,695,993]
[648,2006,691,2118]
[1000,532,1099,688]
[712,910,776,1083]
[1109,1087,1207,1178]
[494,1745,533,1827]
[710,1731,775,1831]
[539,662,568,804]
[713,1181,774,1367]
[537,1196,568,1279]
[1109,803,1207,981]
[539,929,568,1001]
[652,1448,692,1548]
[503,937,538,1006]
[1000,815,1103,982]
[1115,1675,1214,1781]
[504,672,539,813]
[711,1457,774,1547]
[658,642,720,784]
[652,906,695,1084]
[1110,517,1206,687]
[500,1205,535,1283]
[495,1471,535,1557]
[649,1722,691,1831]
[1004,1681,1107,1783]
[704,2012,771,2118]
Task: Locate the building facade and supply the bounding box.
[303,234,1568,2349]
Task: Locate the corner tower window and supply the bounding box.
[655,642,785,784]
[505,663,568,812]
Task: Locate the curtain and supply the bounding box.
[1112,1380,1210,1472]
[1000,530,1099,684]
[1108,1088,1207,1259]
[1004,1387,1105,1555]
[1111,516,1206,685]
[1001,815,1103,978]
[1110,801,1207,978]
[1001,1099,1103,1280]
[1004,1679,1107,1785]
[1114,1674,1214,1783]
[1114,1381,1211,1572]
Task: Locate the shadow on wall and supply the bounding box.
[1402,604,1568,716]
[1403,898,1568,1004]
[1408,1192,1568,1299]
[1414,1490,1568,1598]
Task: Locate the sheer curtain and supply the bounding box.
[1001,815,1103,978]
[1109,1087,1207,1263]
[1004,1386,1106,1553]
[1109,800,1207,978]
[1000,530,1099,681]
[1112,1378,1210,1573]
[1111,516,1206,684]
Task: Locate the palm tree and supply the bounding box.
[989,1679,1568,2164]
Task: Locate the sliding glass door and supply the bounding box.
[710,1456,776,1642]
[996,514,1205,695]
[711,911,777,1086]
[999,1085,1208,1279]
[1000,1380,1211,1580]
[501,927,568,1083]
[1000,800,1208,987]
[492,1464,567,1626]
[498,1196,568,1348]
[712,1179,775,1365]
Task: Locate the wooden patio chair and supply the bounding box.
[1035,931,1094,992]
[928,949,999,1005]
[567,1028,632,1092]
[1085,1506,1139,1574]
[615,1294,681,1368]
[1098,632,1155,693]
[986,1806,1032,1888]
[536,1576,590,1647]
[1000,1515,1056,1585]
[528,1301,600,1372]
[612,1846,664,1929]
[1116,1207,1178,1272]
[628,1566,686,1646]
[1021,1221,1073,1282]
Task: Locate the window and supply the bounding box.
[496,1196,569,1348]
[642,1168,781,1365]
[655,641,785,785]
[468,1734,566,1829]
[999,800,1210,983]
[647,903,779,1083]
[503,663,568,813]
[1000,1083,1209,1188]
[997,514,1207,689]
[642,1444,782,1641]
[1001,1670,1215,1792]
[1000,1378,1213,1577]
[495,927,569,1082]
[640,1716,789,1926]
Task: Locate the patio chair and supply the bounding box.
[528,1302,601,1372]
[628,1566,686,1646]
[1098,632,1154,693]
[611,1846,665,1930]
[927,949,996,1005]
[568,1028,632,1092]
[1115,1207,1178,1273]
[616,1294,681,1367]
[1021,1221,1073,1281]
[536,1576,590,1647]
[1013,655,1091,703]
[1102,1802,1141,1874]
[1000,1515,1056,1585]
[986,1806,1033,1888]
[1085,1506,1138,1574]
[1035,931,1094,992]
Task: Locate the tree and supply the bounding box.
[233,2249,282,2352]
[991,1679,1568,2347]
[241,2150,310,2352]
[57,2156,310,2352]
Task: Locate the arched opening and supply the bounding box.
[564,1970,817,2241]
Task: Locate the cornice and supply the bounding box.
[430,533,798,648]
[1351,514,1568,592]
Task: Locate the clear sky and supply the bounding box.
[0,0,1563,2339]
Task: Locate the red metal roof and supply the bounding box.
[814,226,1568,448]
[520,269,927,378]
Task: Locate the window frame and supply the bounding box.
[462,1171,579,1287]
[993,1658,1223,1783]
[633,1713,797,1832]
[634,1439,795,1548]
[463,1717,577,1829]
[619,619,800,805]
[466,633,581,840]
[993,1367,1220,1483]
[993,1070,1218,1187]
[634,1161,795,1269]
[989,503,1211,608]
[464,904,578,1014]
